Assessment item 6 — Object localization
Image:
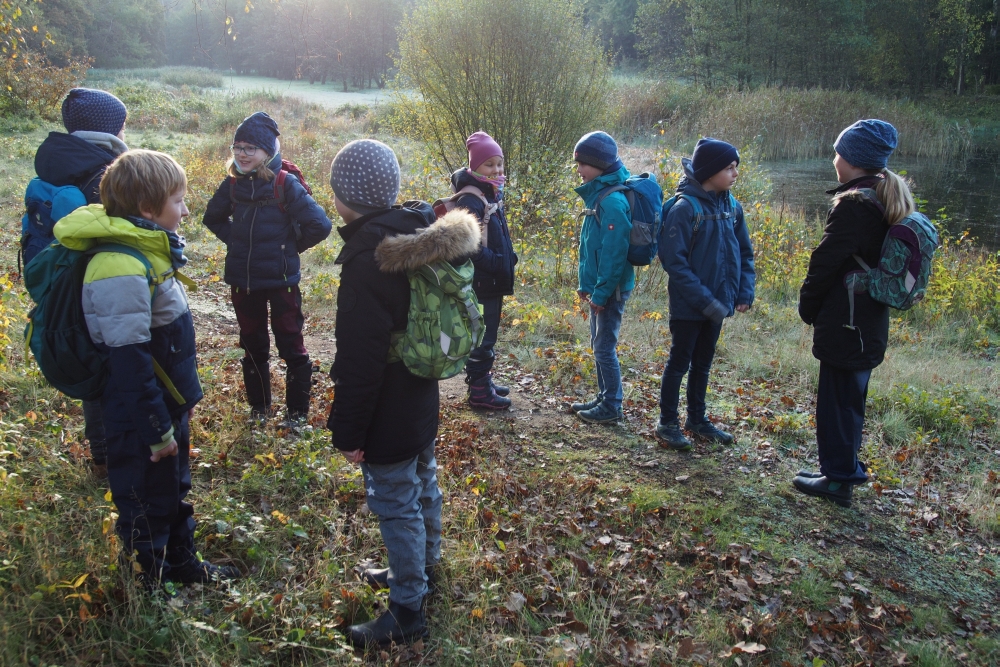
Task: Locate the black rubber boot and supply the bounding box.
[285,359,313,421]
[792,475,853,508]
[242,358,271,418]
[796,470,823,478]
[348,600,428,648]
[362,565,438,594]
[467,375,511,410]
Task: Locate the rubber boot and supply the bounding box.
[468,374,511,410]
[285,359,313,422]
[348,600,428,648]
[242,358,272,419]
[363,564,438,594]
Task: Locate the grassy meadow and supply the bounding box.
[0,70,997,666]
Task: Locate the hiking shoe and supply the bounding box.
[570,396,601,413]
[362,565,438,594]
[792,475,853,508]
[655,420,692,451]
[577,402,623,424]
[468,375,511,410]
[686,420,735,444]
[169,560,242,584]
[348,600,428,648]
[490,377,510,397]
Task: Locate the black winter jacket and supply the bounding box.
[202,153,332,291]
[799,175,890,370]
[327,202,480,463]
[35,131,117,204]
[451,169,518,298]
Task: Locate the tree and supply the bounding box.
[396,0,610,175]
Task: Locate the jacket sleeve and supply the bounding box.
[799,201,860,325]
[85,264,174,451]
[284,176,333,252]
[458,195,506,274]
[658,199,727,322]
[734,202,756,307]
[590,194,632,307]
[327,256,394,452]
[202,180,233,245]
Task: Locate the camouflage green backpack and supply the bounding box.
[387,259,485,380]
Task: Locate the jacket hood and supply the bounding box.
[575,165,630,204]
[336,201,437,266]
[375,208,481,273]
[34,132,116,186]
[53,204,175,276]
[451,168,498,200]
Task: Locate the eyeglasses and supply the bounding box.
[230,144,259,157]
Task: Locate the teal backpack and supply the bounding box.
[843,189,940,329]
[24,242,158,400]
[387,259,485,380]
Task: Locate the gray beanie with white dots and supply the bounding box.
[329,139,401,216]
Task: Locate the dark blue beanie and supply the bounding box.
[691,137,740,183]
[574,131,623,173]
[834,119,898,170]
[61,88,127,136]
[234,111,281,156]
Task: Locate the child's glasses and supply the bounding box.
[231,144,259,156]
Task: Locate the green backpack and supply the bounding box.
[23,242,179,401]
[387,259,485,380]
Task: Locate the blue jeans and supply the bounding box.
[659,318,723,424]
[361,443,442,609]
[466,296,502,380]
[589,289,631,410]
[816,362,871,484]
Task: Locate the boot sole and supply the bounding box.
[469,401,511,410]
[792,479,852,508]
[576,413,622,424]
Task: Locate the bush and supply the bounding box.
[0,55,88,119]
[396,0,610,180]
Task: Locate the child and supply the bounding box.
[656,138,755,451]
[453,131,518,409]
[326,139,479,647]
[795,120,907,508]
[53,150,238,586]
[25,88,130,478]
[572,131,634,424]
[202,112,332,424]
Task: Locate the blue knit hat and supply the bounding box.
[834,119,898,170]
[574,131,623,173]
[329,139,401,216]
[234,111,281,156]
[691,137,740,183]
[61,88,128,136]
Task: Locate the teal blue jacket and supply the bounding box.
[576,167,635,307]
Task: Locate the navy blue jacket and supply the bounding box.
[658,158,755,322]
[799,175,890,370]
[451,169,518,298]
[34,131,116,204]
[202,153,332,291]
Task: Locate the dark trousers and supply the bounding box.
[659,318,723,424]
[231,285,309,369]
[816,362,871,484]
[466,296,502,380]
[83,399,107,465]
[108,412,196,581]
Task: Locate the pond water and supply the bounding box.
[763,149,1000,251]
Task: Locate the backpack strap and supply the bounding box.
[585,185,629,225]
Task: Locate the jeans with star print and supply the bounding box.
[360,442,442,609]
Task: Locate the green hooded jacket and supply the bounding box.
[575,166,635,307]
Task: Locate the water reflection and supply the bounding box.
[763,149,1000,250]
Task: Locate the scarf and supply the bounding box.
[72,130,129,156]
[469,169,505,194]
[127,216,189,270]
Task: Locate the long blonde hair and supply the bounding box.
[875,168,915,225]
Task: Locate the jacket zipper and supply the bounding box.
[246,176,256,293]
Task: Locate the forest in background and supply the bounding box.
[5,0,1000,95]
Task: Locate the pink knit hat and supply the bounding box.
[467,131,503,171]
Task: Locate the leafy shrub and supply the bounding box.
[0,55,88,119]
[396,0,610,177]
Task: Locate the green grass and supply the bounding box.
[0,68,997,665]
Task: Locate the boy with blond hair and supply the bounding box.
[54,150,239,588]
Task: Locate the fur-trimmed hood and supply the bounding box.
[375,208,480,273]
